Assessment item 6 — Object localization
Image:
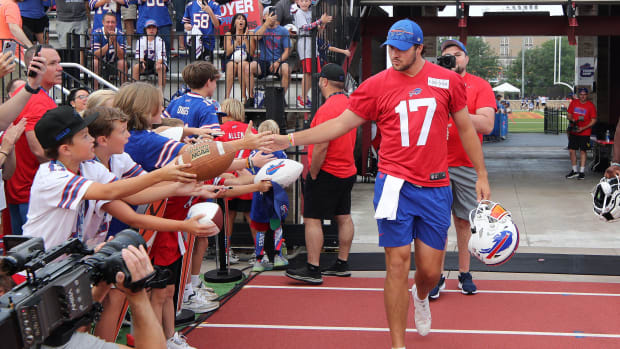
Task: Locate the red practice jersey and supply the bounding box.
[348,61,467,187]
[447,72,497,167]
[567,100,597,136]
[219,120,257,159]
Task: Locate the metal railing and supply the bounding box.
[543,106,569,134]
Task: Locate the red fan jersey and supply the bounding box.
[218,120,257,159]
[567,99,597,136]
[447,72,497,167]
[348,62,467,187]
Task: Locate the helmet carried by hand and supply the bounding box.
[592,175,620,222]
[468,200,519,266]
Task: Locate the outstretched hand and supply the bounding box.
[159,159,197,183]
[185,215,220,237]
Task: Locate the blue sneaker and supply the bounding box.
[429,274,446,300]
[458,272,477,295]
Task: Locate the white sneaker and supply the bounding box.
[229,249,240,264]
[167,332,196,349]
[182,292,220,313]
[248,252,257,265]
[412,284,431,336]
[274,254,289,268]
[193,283,218,300]
[252,258,274,272]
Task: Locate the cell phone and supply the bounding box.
[2,41,16,57]
[28,45,42,78]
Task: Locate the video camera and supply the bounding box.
[437,54,456,70]
[0,230,154,349]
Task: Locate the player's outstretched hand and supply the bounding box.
[475,176,491,202]
[158,160,197,183]
[240,120,274,150]
[184,215,219,237]
[116,245,154,296]
[263,134,290,153]
[320,13,333,24]
[605,164,620,178]
[0,51,15,79]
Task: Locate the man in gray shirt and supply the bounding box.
[55,0,90,49]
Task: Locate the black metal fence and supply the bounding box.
[543,106,569,134]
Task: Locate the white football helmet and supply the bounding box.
[592,175,620,222]
[468,200,520,266]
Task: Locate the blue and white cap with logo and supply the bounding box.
[440,39,468,55]
[381,19,424,51]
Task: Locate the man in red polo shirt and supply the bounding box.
[286,64,357,284]
[6,44,61,234]
[566,87,597,180]
[429,39,496,299]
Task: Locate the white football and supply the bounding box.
[187,202,223,236]
[254,159,303,187]
[233,49,247,63]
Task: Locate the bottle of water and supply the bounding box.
[606,130,610,142]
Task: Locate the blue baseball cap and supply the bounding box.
[441,39,468,55]
[145,19,157,28]
[381,19,424,51]
[578,87,589,94]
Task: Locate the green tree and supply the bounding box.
[438,36,500,82]
[505,37,575,97]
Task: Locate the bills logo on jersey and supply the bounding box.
[409,88,422,97]
[479,231,513,260]
[428,77,449,89]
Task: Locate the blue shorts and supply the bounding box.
[373,172,452,250]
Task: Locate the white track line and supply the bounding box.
[243,285,620,297]
[196,323,620,338]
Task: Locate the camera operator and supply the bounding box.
[429,39,496,299]
[41,244,165,349]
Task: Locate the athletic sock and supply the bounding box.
[580,166,585,173]
[191,274,201,288]
[254,231,265,261]
[274,226,283,256]
[572,165,578,172]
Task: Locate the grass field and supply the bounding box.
[508,110,548,133]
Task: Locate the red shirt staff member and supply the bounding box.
[566,87,597,180]
[285,64,357,284]
[430,39,496,299]
[269,19,490,348]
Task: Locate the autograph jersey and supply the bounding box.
[447,72,496,168]
[567,99,597,136]
[136,0,172,33]
[89,0,124,31]
[23,160,117,249]
[348,61,467,187]
[163,92,221,131]
[182,0,222,49]
[218,120,256,159]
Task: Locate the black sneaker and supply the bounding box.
[244,97,254,108]
[565,170,579,179]
[578,172,585,180]
[285,264,323,284]
[458,272,477,295]
[321,260,351,277]
[429,274,446,300]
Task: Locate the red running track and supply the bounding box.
[186,275,620,348]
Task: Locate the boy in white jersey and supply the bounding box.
[132,19,167,89]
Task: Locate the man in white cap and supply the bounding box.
[268,19,490,348]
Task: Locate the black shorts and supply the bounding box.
[227,198,252,212]
[153,257,183,286]
[257,60,286,79]
[303,170,355,219]
[568,134,590,151]
[22,16,49,35]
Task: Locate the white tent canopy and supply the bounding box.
[493,82,521,93]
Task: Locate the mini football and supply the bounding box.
[187,202,222,236]
[254,159,303,187]
[177,141,235,181]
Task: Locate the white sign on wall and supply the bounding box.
[575,57,596,87]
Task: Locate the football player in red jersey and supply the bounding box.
[428,39,497,299]
[269,19,490,347]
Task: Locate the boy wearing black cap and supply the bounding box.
[286,63,357,284]
[22,106,208,249]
